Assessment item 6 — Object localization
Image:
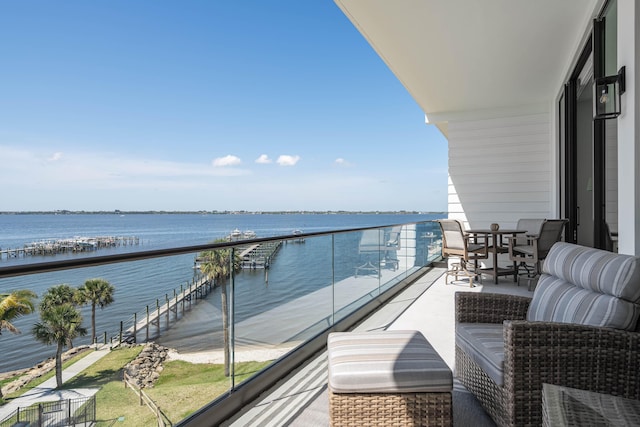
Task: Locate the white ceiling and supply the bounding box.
[335,0,600,123]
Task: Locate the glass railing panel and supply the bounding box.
[418,220,442,264]
[229,234,334,388]
[380,225,410,292]
[333,229,382,322]
[0,220,440,427]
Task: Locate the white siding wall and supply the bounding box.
[447,113,552,230]
[617,0,640,255]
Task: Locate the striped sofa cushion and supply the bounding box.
[541,242,640,302]
[527,242,640,330]
[528,275,640,330]
[327,330,452,393]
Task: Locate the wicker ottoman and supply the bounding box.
[327,330,453,427]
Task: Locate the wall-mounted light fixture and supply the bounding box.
[594,66,626,119]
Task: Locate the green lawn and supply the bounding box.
[60,346,158,426]
[147,360,272,423]
[2,346,273,426]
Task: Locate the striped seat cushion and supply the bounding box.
[455,323,505,386]
[327,330,452,393]
[528,242,640,330]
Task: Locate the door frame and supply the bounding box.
[560,15,609,250]
[562,39,591,245]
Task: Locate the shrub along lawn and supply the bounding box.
[147,360,272,423]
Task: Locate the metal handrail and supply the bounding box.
[0,221,424,278]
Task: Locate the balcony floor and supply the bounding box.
[225,266,534,426]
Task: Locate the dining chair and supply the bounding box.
[508,219,568,289]
[604,221,618,253]
[509,218,546,276]
[513,219,545,245]
[437,219,488,287]
[355,229,384,277]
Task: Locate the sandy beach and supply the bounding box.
[166,343,299,364]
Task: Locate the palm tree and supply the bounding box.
[77,278,115,344]
[0,290,37,336]
[199,241,242,376]
[32,303,87,388]
[39,284,77,310]
[0,290,37,400]
[38,284,79,347]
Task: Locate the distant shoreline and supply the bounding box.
[0,210,445,215]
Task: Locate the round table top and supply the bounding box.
[465,228,526,234]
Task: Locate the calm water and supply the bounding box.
[0,213,441,372]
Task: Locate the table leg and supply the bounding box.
[493,242,499,284]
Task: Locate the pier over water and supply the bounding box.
[0,236,140,261]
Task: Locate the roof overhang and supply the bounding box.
[335,0,601,128]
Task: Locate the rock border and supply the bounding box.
[1,345,91,396]
[124,342,170,388]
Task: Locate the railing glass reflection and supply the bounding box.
[0,220,442,425]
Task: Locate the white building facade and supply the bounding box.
[336,0,640,255]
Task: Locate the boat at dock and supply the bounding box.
[229,228,243,240]
[289,229,305,243]
[227,229,258,241]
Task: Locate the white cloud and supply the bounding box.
[255,154,272,164]
[277,155,300,166]
[212,155,242,167]
[334,158,352,166]
[48,152,63,161]
[0,145,250,193]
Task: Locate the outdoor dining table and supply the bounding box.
[465,228,526,284]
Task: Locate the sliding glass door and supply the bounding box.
[560,0,617,250]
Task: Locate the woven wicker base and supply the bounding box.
[456,345,508,426]
[329,390,452,427]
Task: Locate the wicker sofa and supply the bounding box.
[455,242,640,426]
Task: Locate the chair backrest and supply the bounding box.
[535,219,568,258]
[359,229,384,253]
[514,218,545,246]
[437,219,465,251]
[604,221,614,252]
[527,242,640,331]
[386,226,402,249]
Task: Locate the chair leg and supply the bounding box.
[445,261,461,285]
[527,261,543,291]
[445,259,477,287]
[461,259,476,288]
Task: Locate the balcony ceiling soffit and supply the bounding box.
[335,0,599,122]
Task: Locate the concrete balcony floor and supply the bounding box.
[225,265,533,427]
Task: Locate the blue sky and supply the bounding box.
[0,1,447,212]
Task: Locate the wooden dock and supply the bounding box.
[108,275,214,345]
[193,240,283,270]
[239,241,282,269]
[101,240,282,346]
[0,236,140,261]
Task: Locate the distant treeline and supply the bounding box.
[0,210,444,215]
